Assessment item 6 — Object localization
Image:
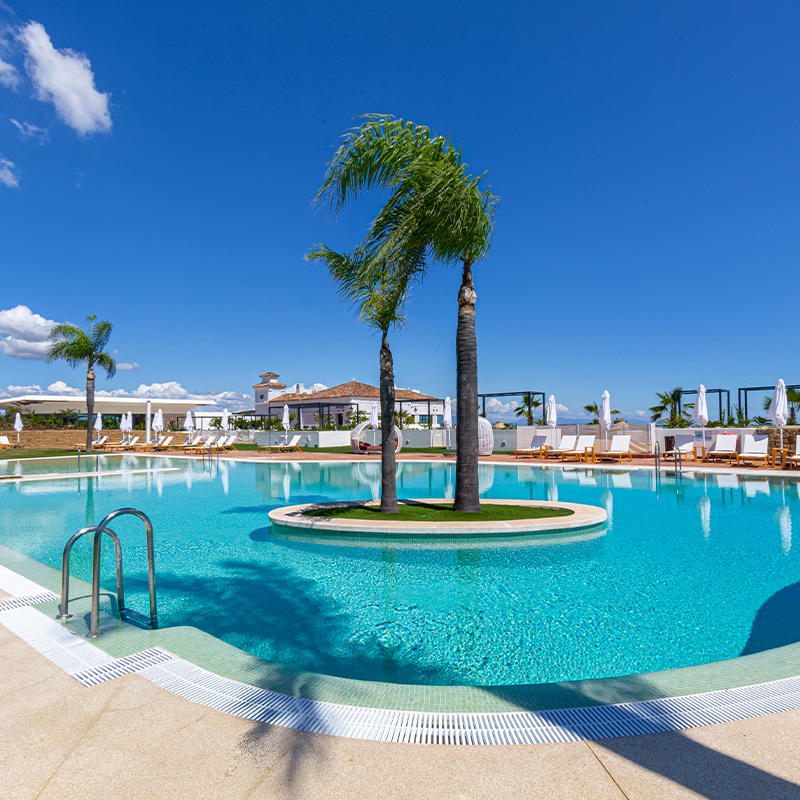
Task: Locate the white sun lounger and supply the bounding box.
[598,435,632,462]
[560,435,597,462]
[706,433,738,463]
[736,434,769,467]
[663,433,698,462]
[789,436,800,469]
[514,434,549,459]
[544,435,577,459]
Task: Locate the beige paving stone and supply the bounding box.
[591,711,800,799]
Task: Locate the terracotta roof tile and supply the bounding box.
[265,380,441,405]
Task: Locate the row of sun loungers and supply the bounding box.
[76,434,239,453]
[515,432,800,469]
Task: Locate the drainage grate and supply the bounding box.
[4,602,800,745]
[0,591,58,612]
[72,648,175,686]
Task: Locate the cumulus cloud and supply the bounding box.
[633,409,648,417]
[0,383,46,398]
[0,156,19,187]
[0,57,21,89]
[10,118,48,143]
[116,362,140,371]
[556,403,569,413]
[46,380,82,395]
[17,21,111,135]
[0,336,48,359]
[309,383,328,393]
[0,305,56,341]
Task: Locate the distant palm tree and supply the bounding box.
[514,393,542,426]
[46,315,116,452]
[308,246,418,513]
[313,115,497,513]
[649,387,692,427]
[583,400,620,425]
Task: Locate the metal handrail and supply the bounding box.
[87,508,157,639]
[56,525,125,621]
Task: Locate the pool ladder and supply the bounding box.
[56,507,158,639]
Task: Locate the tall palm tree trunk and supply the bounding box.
[85,363,95,453]
[454,261,480,513]
[379,331,399,513]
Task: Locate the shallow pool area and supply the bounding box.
[0,457,799,689]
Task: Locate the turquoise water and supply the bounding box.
[1,457,799,687]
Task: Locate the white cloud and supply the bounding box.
[1,379,252,411]
[0,305,56,341]
[0,156,19,187]
[556,403,569,413]
[10,118,48,143]
[116,362,140,371]
[309,383,328,393]
[0,336,48,359]
[0,57,21,89]
[633,409,648,417]
[18,21,111,136]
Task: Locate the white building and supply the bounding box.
[253,372,444,428]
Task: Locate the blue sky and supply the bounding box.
[1,2,798,421]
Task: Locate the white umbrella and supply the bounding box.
[282,404,290,432]
[13,412,23,445]
[220,408,230,432]
[768,379,789,448]
[693,384,709,452]
[368,402,379,448]
[443,396,453,451]
[599,391,612,446]
[93,412,103,442]
[546,395,558,449]
[184,411,194,433]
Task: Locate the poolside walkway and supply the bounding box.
[3,589,800,800]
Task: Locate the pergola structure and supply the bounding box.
[677,388,731,422]
[478,391,546,423]
[737,384,800,419]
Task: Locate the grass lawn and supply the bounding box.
[304,501,573,523]
[0,448,82,460]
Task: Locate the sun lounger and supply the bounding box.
[178,435,203,451]
[513,434,548,459]
[789,436,800,470]
[76,436,107,452]
[260,435,302,453]
[112,436,140,451]
[663,433,698,462]
[0,435,16,449]
[736,434,769,468]
[598,435,632,462]
[186,435,217,454]
[560,435,597,462]
[151,436,174,451]
[215,435,238,452]
[706,433,738,463]
[544,435,577,459]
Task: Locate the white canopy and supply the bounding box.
[546,395,557,429]
[599,391,612,441]
[94,412,103,433]
[369,402,379,429]
[13,412,23,433]
[443,396,452,429]
[221,408,230,431]
[282,404,290,430]
[768,379,789,447]
[693,384,709,427]
[183,411,194,432]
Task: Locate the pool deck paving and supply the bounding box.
[3,589,800,800]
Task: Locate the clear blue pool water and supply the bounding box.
[1,456,798,687]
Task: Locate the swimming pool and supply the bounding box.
[0,457,798,688]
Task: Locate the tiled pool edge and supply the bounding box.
[2,564,800,744]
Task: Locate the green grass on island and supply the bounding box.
[304,501,574,523]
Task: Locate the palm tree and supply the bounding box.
[308,246,418,513]
[582,400,620,425]
[649,387,692,427]
[514,393,542,426]
[46,314,116,452]
[313,115,498,513]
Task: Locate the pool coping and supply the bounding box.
[1,455,800,743]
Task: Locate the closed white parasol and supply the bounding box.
[13,411,23,445]
[693,385,709,452]
[93,412,103,442]
[599,391,612,446]
[282,404,290,432]
[546,395,557,448]
[443,396,453,451]
[768,379,789,448]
